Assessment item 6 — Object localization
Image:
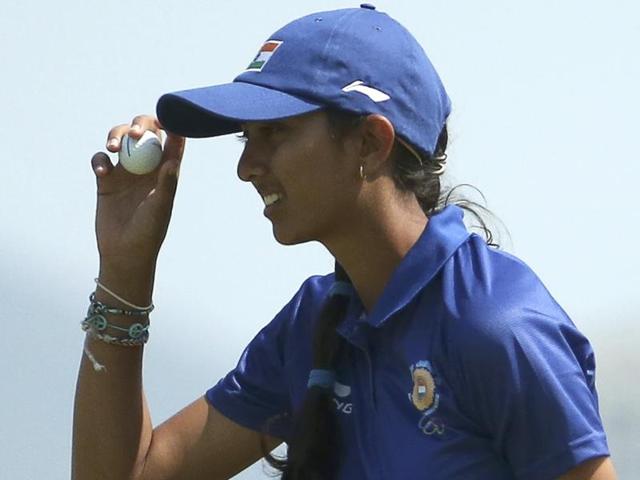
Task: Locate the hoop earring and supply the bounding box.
[359,163,366,181]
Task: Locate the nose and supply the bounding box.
[237,146,268,182]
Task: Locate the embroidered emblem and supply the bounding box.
[409,360,444,436]
[246,40,283,71]
[342,80,391,102]
[418,416,446,436]
[408,360,439,415]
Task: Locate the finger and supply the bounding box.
[91,152,115,178]
[156,134,185,194]
[162,132,186,168]
[157,157,180,197]
[106,124,131,153]
[129,115,162,139]
[105,115,161,152]
[154,118,171,146]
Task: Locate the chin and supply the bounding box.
[271,224,316,246]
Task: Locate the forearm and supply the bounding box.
[72,267,155,480]
[72,338,151,479]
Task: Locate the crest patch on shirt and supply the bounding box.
[246,40,282,71]
[409,360,439,415]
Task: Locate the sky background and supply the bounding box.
[1,0,638,478]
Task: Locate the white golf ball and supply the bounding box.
[118,131,163,175]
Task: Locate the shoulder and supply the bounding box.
[433,239,608,479]
[438,235,590,367]
[263,272,334,342]
[283,272,334,320]
[443,234,553,310]
[213,272,334,381]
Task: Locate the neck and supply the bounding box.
[322,195,428,312]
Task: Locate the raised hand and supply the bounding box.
[91,115,185,296]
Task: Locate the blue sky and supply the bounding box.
[1,1,638,477]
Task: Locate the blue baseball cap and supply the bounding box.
[156,4,451,157]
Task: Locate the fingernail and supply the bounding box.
[131,125,141,132]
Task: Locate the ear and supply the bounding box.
[359,114,395,178]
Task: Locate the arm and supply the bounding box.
[557,456,616,480]
[72,115,281,479]
[74,329,281,480]
[140,396,281,479]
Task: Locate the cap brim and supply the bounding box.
[156,81,324,138]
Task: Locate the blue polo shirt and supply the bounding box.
[206,206,609,479]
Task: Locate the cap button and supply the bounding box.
[360,3,376,10]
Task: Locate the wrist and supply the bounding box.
[97,261,156,308]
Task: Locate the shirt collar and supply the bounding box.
[345,205,471,329]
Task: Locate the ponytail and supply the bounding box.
[264,263,352,479]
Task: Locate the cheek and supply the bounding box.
[275,131,357,217]
[301,151,353,208]
[279,139,333,190]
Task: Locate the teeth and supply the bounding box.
[262,193,282,207]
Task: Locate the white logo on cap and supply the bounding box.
[342,80,390,102]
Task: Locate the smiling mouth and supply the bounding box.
[262,193,283,207]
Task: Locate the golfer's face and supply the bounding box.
[237,111,360,245]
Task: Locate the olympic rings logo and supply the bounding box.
[418,415,445,436]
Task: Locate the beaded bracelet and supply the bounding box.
[88,292,154,316]
[81,293,151,347]
[82,326,150,347]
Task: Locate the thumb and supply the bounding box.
[91,151,115,179]
[91,151,118,194]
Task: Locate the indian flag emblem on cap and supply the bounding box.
[246,40,283,72]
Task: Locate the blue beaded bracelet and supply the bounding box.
[82,294,151,347]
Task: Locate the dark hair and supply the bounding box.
[262,110,498,478]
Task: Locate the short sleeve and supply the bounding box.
[452,299,610,480]
[206,297,298,439]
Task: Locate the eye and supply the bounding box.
[239,121,289,144]
[261,122,287,137]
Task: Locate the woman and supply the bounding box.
[72,5,615,479]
